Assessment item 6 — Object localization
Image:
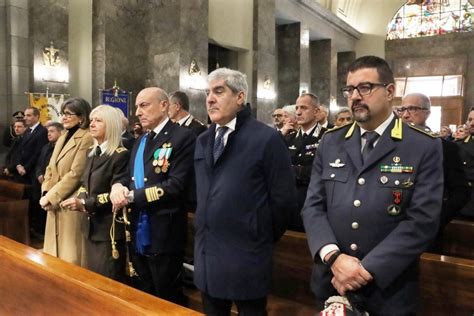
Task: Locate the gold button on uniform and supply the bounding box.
[358,178,365,185]
[352,222,359,229]
[350,243,358,251]
[353,200,361,207]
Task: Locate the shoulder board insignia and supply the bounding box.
[343,122,357,138]
[323,123,350,135]
[391,118,403,140]
[407,122,436,138]
[116,147,127,153]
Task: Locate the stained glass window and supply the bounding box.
[387,0,474,40]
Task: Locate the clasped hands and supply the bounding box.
[110,183,130,211]
[327,252,373,296]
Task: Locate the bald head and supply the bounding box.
[135,87,170,130]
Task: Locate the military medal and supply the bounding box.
[162,162,169,173]
[392,190,402,204]
[153,160,159,167]
[155,166,161,174]
[393,156,401,163]
[387,204,401,216]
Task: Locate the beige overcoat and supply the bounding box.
[42,128,93,265]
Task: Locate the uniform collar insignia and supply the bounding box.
[329,159,345,168]
[391,118,403,140]
[345,122,357,139]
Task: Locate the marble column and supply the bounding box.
[252,0,277,124]
[337,51,355,108]
[310,39,337,106]
[93,0,208,121]
[277,23,300,106]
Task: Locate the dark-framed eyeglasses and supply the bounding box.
[341,82,389,98]
[61,111,78,118]
[395,106,428,114]
[272,113,283,118]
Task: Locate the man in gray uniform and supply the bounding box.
[302,56,443,315]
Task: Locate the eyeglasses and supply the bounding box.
[341,82,389,98]
[61,111,78,118]
[395,106,428,114]
[272,114,283,118]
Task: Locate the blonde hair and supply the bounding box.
[89,105,123,157]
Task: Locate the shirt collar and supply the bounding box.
[98,141,108,156]
[178,114,191,126]
[360,112,394,137]
[152,117,170,137]
[215,117,237,133]
[30,121,40,131]
[301,122,318,135]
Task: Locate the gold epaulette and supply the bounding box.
[407,122,437,138]
[318,123,351,136]
[116,147,127,153]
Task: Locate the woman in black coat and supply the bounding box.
[61,105,129,281]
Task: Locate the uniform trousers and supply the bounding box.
[201,292,267,316]
[83,238,126,282]
[131,252,185,305]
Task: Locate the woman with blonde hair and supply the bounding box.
[61,105,129,280]
[41,97,93,264]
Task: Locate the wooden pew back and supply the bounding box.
[0,236,202,315]
[431,219,474,260]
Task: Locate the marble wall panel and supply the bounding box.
[310,39,332,105]
[30,0,68,94]
[8,0,27,9]
[151,52,180,93]
[9,36,28,67]
[386,32,474,119]
[252,0,277,124]
[0,66,6,95]
[7,5,28,37]
[337,51,355,108]
[300,26,310,96]
[277,23,300,106]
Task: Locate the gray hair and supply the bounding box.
[335,107,351,119]
[299,93,320,107]
[208,68,248,103]
[282,104,296,118]
[403,92,431,110]
[319,104,329,114]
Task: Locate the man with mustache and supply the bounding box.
[302,56,443,315]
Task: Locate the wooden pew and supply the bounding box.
[186,213,474,315]
[419,253,474,314]
[431,219,474,260]
[0,180,30,244]
[0,236,202,315]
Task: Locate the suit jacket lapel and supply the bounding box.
[144,120,173,164]
[90,153,108,172]
[57,128,85,162]
[205,124,216,168]
[343,125,363,172]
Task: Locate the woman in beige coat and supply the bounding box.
[40,97,93,265]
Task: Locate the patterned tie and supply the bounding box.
[361,131,379,164]
[213,126,228,163]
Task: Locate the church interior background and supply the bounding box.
[1,0,473,160]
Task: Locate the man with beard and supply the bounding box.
[302,56,443,315]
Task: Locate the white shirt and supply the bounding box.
[30,121,40,132]
[319,112,395,262]
[151,117,170,138]
[215,117,236,147]
[178,114,191,126]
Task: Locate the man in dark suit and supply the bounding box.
[16,107,48,183]
[194,68,297,315]
[110,87,195,304]
[396,93,469,228]
[316,104,334,132]
[169,90,207,136]
[3,119,27,181]
[302,56,443,315]
[121,116,135,150]
[458,107,474,218]
[284,93,326,232]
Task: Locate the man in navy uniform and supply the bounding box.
[169,90,207,136]
[302,56,443,315]
[194,68,297,315]
[110,87,195,304]
[285,93,325,231]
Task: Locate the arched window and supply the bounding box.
[387,0,473,40]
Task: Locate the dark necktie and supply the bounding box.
[24,128,32,139]
[95,146,102,157]
[213,126,228,163]
[361,131,379,164]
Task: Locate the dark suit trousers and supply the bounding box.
[131,252,185,304]
[83,238,126,282]
[201,292,267,316]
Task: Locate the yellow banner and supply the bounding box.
[29,94,49,125]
